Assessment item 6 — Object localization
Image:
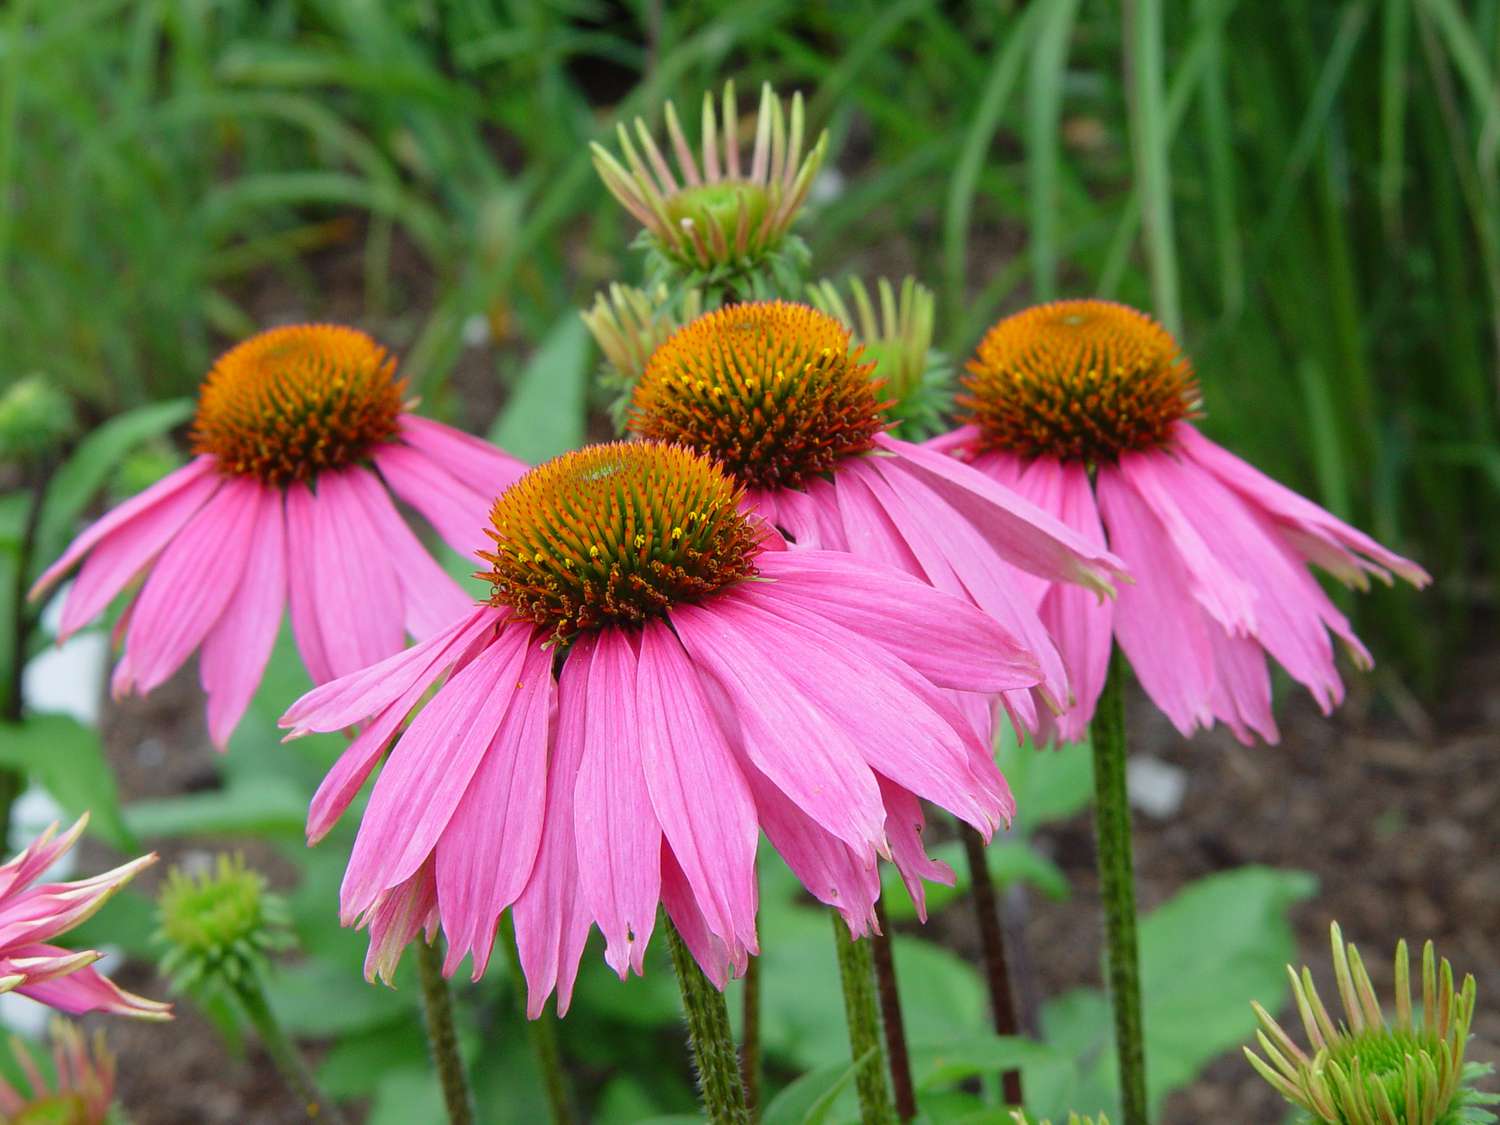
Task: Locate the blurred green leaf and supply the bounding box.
[880,839,1069,923]
[760,1050,870,1125]
[266,956,413,1037]
[32,398,193,586]
[487,316,590,464]
[0,712,132,848]
[124,776,308,840]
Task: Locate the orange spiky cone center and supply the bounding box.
[191,324,405,484]
[959,299,1199,462]
[630,301,888,491]
[477,442,761,643]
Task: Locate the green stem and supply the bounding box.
[1089,646,1147,1125]
[233,975,347,1124]
[665,920,750,1124]
[504,920,574,1124]
[742,951,762,1121]
[417,938,475,1125]
[831,914,897,1125]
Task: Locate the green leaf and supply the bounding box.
[123,776,309,840]
[909,1034,1072,1093]
[487,316,590,464]
[760,1050,871,1125]
[32,398,193,585]
[366,1067,445,1125]
[880,839,1069,922]
[266,956,414,1037]
[0,712,132,848]
[1000,729,1095,833]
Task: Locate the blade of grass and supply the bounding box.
[1197,0,1243,317]
[1379,0,1412,236]
[1123,0,1182,334]
[1027,0,1080,301]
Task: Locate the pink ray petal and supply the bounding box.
[374,442,496,560]
[11,947,171,1020]
[199,485,286,748]
[398,416,527,501]
[359,860,439,985]
[877,775,954,923]
[661,846,748,989]
[284,482,333,685]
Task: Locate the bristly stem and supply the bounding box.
[960,826,1025,1107]
[1090,645,1147,1124]
[871,899,917,1120]
[503,918,574,1124]
[741,950,762,1120]
[665,920,750,1124]
[417,937,475,1125]
[831,913,898,1125]
[232,974,348,1124]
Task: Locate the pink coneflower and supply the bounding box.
[0,1020,117,1125]
[281,441,1042,1013]
[29,325,526,747]
[628,300,1128,735]
[939,299,1429,743]
[0,816,170,1020]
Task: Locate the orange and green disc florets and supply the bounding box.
[478,442,762,643]
[191,324,405,484]
[630,300,886,491]
[960,299,1199,462]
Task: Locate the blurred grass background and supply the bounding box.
[2,0,1495,696]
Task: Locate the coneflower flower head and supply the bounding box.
[591,81,827,292]
[808,275,950,438]
[30,323,525,746]
[580,282,703,427]
[0,1020,116,1125]
[1244,922,1494,1124]
[935,298,1429,744]
[629,299,1129,736]
[283,439,1043,1013]
[0,816,169,1021]
[155,854,293,996]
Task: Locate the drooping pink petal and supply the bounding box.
[1174,423,1430,588]
[670,600,887,861]
[877,775,954,923]
[358,860,439,986]
[342,464,471,639]
[199,485,286,748]
[1095,467,1216,736]
[436,637,553,979]
[751,550,1041,693]
[1115,451,1259,637]
[10,947,170,1020]
[514,635,594,1018]
[305,469,405,680]
[573,630,661,979]
[635,621,759,958]
[0,856,156,949]
[281,607,501,736]
[872,432,1127,593]
[374,442,495,559]
[1206,628,1279,745]
[284,482,333,685]
[54,466,226,642]
[398,416,528,502]
[121,476,261,695]
[30,456,218,603]
[719,594,1013,837]
[0,818,88,898]
[340,622,532,919]
[660,846,748,989]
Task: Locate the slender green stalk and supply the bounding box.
[417,938,475,1125]
[870,900,917,1121]
[741,952,762,1120]
[232,975,347,1124]
[1123,0,1182,335]
[665,921,750,1125]
[960,827,1024,1107]
[1089,646,1147,1125]
[503,921,574,1124]
[831,914,897,1125]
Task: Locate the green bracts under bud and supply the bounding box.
[1244,922,1496,1125]
[580,283,702,428]
[0,375,76,463]
[154,854,293,996]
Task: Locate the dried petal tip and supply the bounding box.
[962,299,1200,462]
[591,80,828,279]
[1244,921,1494,1124]
[192,323,405,484]
[0,1020,116,1125]
[155,854,293,996]
[808,275,949,439]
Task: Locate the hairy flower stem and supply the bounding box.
[232,974,347,1124]
[741,952,762,1120]
[831,914,898,1125]
[503,921,574,1124]
[960,826,1024,1107]
[1090,646,1147,1125]
[666,920,750,1124]
[871,899,917,1120]
[417,938,475,1125]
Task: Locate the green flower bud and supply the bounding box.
[154,854,293,996]
[0,376,76,463]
